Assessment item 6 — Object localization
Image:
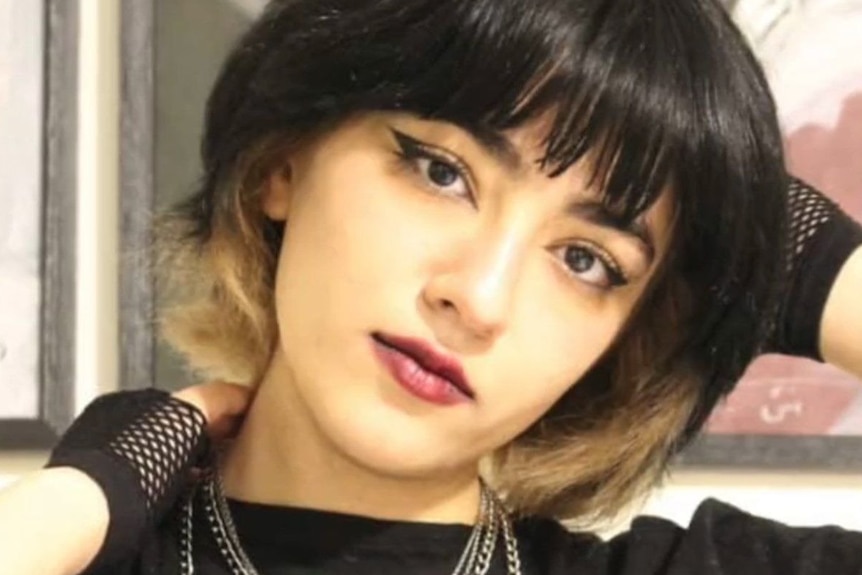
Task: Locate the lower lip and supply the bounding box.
[372,338,471,406]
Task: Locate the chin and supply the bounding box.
[311,394,483,479]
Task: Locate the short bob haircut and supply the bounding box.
[159,0,787,525]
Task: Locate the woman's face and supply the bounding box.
[261,112,673,479]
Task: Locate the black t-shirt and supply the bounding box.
[90,486,862,575]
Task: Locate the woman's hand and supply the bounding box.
[173,381,255,442]
[0,383,255,575]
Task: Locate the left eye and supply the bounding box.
[553,244,628,290]
[416,157,469,197]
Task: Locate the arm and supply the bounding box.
[0,382,250,575]
[766,178,862,369]
[0,468,109,575]
[821,245,862,378]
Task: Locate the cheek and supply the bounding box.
[275,154,400,295]
[523,317,617,398]
[484,295,628,444]
[271,149,442,357]
[517,266,630,384]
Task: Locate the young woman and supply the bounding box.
[2,0,862,574]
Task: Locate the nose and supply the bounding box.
[422,230,524,342]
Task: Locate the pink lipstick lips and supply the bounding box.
[372,332,475,405]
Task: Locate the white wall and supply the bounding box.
[1,0,861,535]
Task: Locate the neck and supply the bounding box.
[219,362,483,525]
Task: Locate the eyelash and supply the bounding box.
[391,130,476,204]
[390,129,629,290]
[556,242,630,290]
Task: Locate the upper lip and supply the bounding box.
[373,332,475,399]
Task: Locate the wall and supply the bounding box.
[153,0,260,390]
[1,0,862,535]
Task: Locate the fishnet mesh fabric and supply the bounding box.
[108,398,207,513]
[786,177,838,268]
[762,176,854,353]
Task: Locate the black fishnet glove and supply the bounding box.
[45,389,210,572]
[766,177,862,360]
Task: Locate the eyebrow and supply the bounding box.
[567,201,656,264]
[454,121,525,173]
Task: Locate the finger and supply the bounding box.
[211,381,256,418]
[208,413,247,441]
[172,382,254,434]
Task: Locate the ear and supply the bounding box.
[261,162,293,221]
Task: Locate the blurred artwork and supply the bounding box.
[0,1,44,419]
[707,0,862,435]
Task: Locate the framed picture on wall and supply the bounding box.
[0,0,78,448]
[681,0,862,469]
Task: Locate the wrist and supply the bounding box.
[44,389,211,572]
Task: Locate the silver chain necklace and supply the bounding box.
[178,473,524,575]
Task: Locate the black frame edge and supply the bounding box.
[118,0,156,391]
[678,434,862,470]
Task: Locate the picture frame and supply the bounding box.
[118,0,157,392]
[0,0,79,448]
[680,434,862,470]
[680,358,862,470]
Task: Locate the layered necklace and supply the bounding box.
[178,472,525,575]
